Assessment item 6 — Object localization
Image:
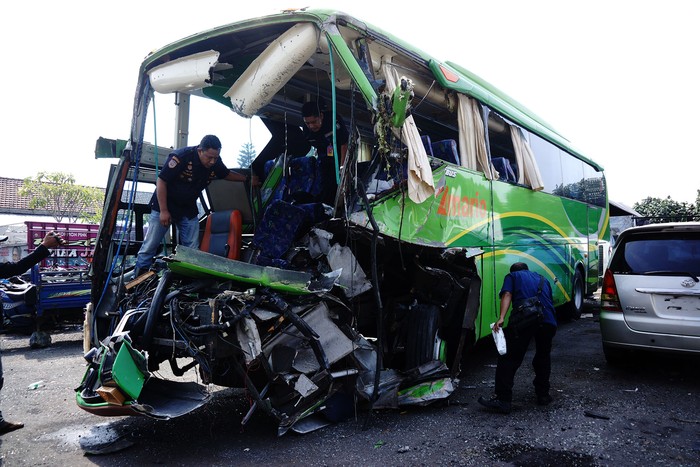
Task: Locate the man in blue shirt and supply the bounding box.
[479,262,557,414]
[134,135,246,276]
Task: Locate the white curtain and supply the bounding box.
[381,59,435,204]
[457,94,494,179]
[510,126,544,191]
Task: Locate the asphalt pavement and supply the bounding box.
[0,303,698,466]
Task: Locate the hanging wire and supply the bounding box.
[327,34,340,187]
[94,81,153,339]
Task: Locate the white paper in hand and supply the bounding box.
[490,322,507,355]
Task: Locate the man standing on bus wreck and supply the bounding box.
[133,135,247,277]
[478,262,557,414]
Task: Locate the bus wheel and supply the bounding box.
[405,303,440,370]
[562,269,584,321]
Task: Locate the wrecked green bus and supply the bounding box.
[77,9,609,433]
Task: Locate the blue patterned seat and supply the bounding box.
[263,156,321,203]
[286,156,322,200]
[492,157,517,182]
[431,139,459,165]
[251,199,331,267]
[251,200,309,266]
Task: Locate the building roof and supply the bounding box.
[1,176,155,220]
[1,177,49,215]
[0,177,28,211]
[0,177,105,217]
[609,200,641,217]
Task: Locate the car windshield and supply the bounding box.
[612,232,700,276]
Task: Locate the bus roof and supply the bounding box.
[139,8,602,171]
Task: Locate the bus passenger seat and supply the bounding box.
[431,139,459,165]
[286,156,321,201]
[264,156,321,203]
[251,200,309,267]
[492,157,516,183]
[200,210,243,260]
[262,157,287,203]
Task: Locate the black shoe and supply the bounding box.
[537,394,553,406]
[0,420,24,435]
[478,395,511,414]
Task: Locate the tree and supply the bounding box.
[237,142,256,168]
[19,172,103,223]
[633,195,698,224]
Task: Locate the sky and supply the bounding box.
[2,1,699,208]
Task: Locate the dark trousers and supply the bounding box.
[318,158,338,206]
[494,323,556,403]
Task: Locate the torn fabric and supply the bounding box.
[511,125,544,190]
[457,94,495,179]
[381,58,435,204]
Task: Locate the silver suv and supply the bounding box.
[600,222,700,364]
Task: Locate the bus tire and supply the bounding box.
[562,269,584,321]
[404,303,440,370]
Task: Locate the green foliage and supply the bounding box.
[633,195,698,224]
[237,142,256,168]
[19,172,103,223]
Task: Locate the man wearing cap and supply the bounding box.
[0,232,65,434]
[133,134,247,276]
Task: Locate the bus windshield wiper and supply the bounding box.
[641,270,699,282]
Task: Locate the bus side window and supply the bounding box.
[529,133,562,194]
[487,112,518,182]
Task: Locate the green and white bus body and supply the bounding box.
[81,9,608,427]
[362,159,607,340]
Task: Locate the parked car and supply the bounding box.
[600,222,700,364]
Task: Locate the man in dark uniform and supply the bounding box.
[478,262,558,414]
[0,232,65,434]
[301,98,350,205]
[134,135,246,275]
